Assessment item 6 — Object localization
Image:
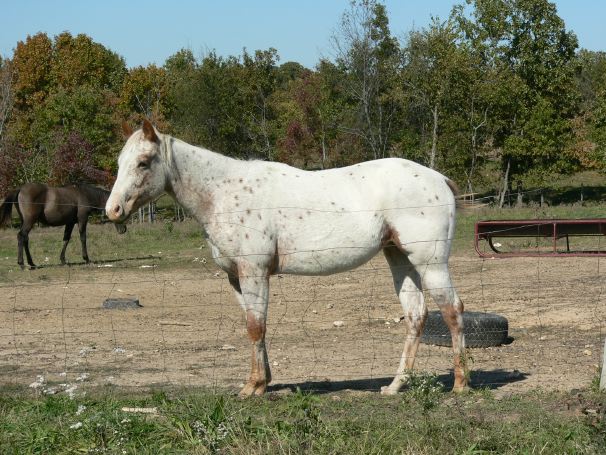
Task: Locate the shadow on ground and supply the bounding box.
[269,369,529,394]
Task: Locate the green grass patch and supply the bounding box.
[1,384,604,454]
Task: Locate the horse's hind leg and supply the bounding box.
[17,226,35,270]
[60,223,75,265]
[229,266,272,397]
[381,246,427,395]
[423,260,468,392]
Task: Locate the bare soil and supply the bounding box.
[1,242,605,395]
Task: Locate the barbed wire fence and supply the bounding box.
[0,200,605,398]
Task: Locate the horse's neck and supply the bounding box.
[86,186,110,208]
[82,185,109,208]
[168,138,236,219]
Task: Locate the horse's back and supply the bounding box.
[18,183,81,226]
[228,158,456,275]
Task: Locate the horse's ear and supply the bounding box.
[142,119,159,143]
[121,121,133,138]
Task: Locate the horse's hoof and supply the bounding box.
[452,384,470,394]
[239,382,267,398]
[380,385,399,396]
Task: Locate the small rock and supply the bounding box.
[273,361,279,366]
[326,303,334,309]
[120,407,158,414]
[583,349,592,356]
[333,320,344,327]
[539,336,547,341]
[220,344,237,351]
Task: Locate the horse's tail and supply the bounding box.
[0,189,19,226]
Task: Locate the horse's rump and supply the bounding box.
[0,189,20,226]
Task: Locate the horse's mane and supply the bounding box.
[160,133,175,169]
[72,183,110,207]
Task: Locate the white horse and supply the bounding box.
[106,120,468,396]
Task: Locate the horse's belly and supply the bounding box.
[276,217,383,275]
[278,245,381,275]
[43,208,76,226]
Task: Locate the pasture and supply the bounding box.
[1,204,605,452]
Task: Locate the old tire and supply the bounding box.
[103,298,142,309]
[420,311,508,348]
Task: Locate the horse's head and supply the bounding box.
[106,120,168,223]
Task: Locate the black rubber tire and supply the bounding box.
[420,310,508,348]
[103,298,142,309]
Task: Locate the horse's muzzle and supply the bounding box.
[106,202,125,222]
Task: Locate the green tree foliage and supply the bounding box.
[6,32,125,183]
[1,0,603,199]
[166,48,280,159]
[454,0,581,194]
[119,64,170,129]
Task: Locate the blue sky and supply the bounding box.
[1,1,604,68]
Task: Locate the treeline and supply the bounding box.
[1,0,606,203]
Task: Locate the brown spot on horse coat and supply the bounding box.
[381,224,405,252]
[246,312,265,342]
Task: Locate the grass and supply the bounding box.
[0,219,211,281]
[0,383,604,454]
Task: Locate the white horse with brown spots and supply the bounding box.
[106,120,468,397]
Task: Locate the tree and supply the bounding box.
[119,65,170,129]
[401,17,471,170]
[0,56,13,144]
[454,0,580,204]
[331,0,401,161]
[49,131,110,185]
[7,32,126,179]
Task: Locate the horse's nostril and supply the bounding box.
[113,205,122,214]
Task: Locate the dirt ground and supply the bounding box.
[1,244,605,396]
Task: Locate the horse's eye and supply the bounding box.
[138,161,149,169]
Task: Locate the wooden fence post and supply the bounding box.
[601,337,606,391]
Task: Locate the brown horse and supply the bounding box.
[0,183,126,269]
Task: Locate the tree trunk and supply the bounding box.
[429,104,439,169]
[516,182,523,207]
[499,159,511,209]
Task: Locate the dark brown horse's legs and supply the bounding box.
[60,223,75,265]
[78,221,89,263]
[17,230,24,269]
[17,228,35,269]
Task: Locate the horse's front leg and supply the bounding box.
[77,218,90,263]
[231,266,271,397]
[60,223,75,265]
